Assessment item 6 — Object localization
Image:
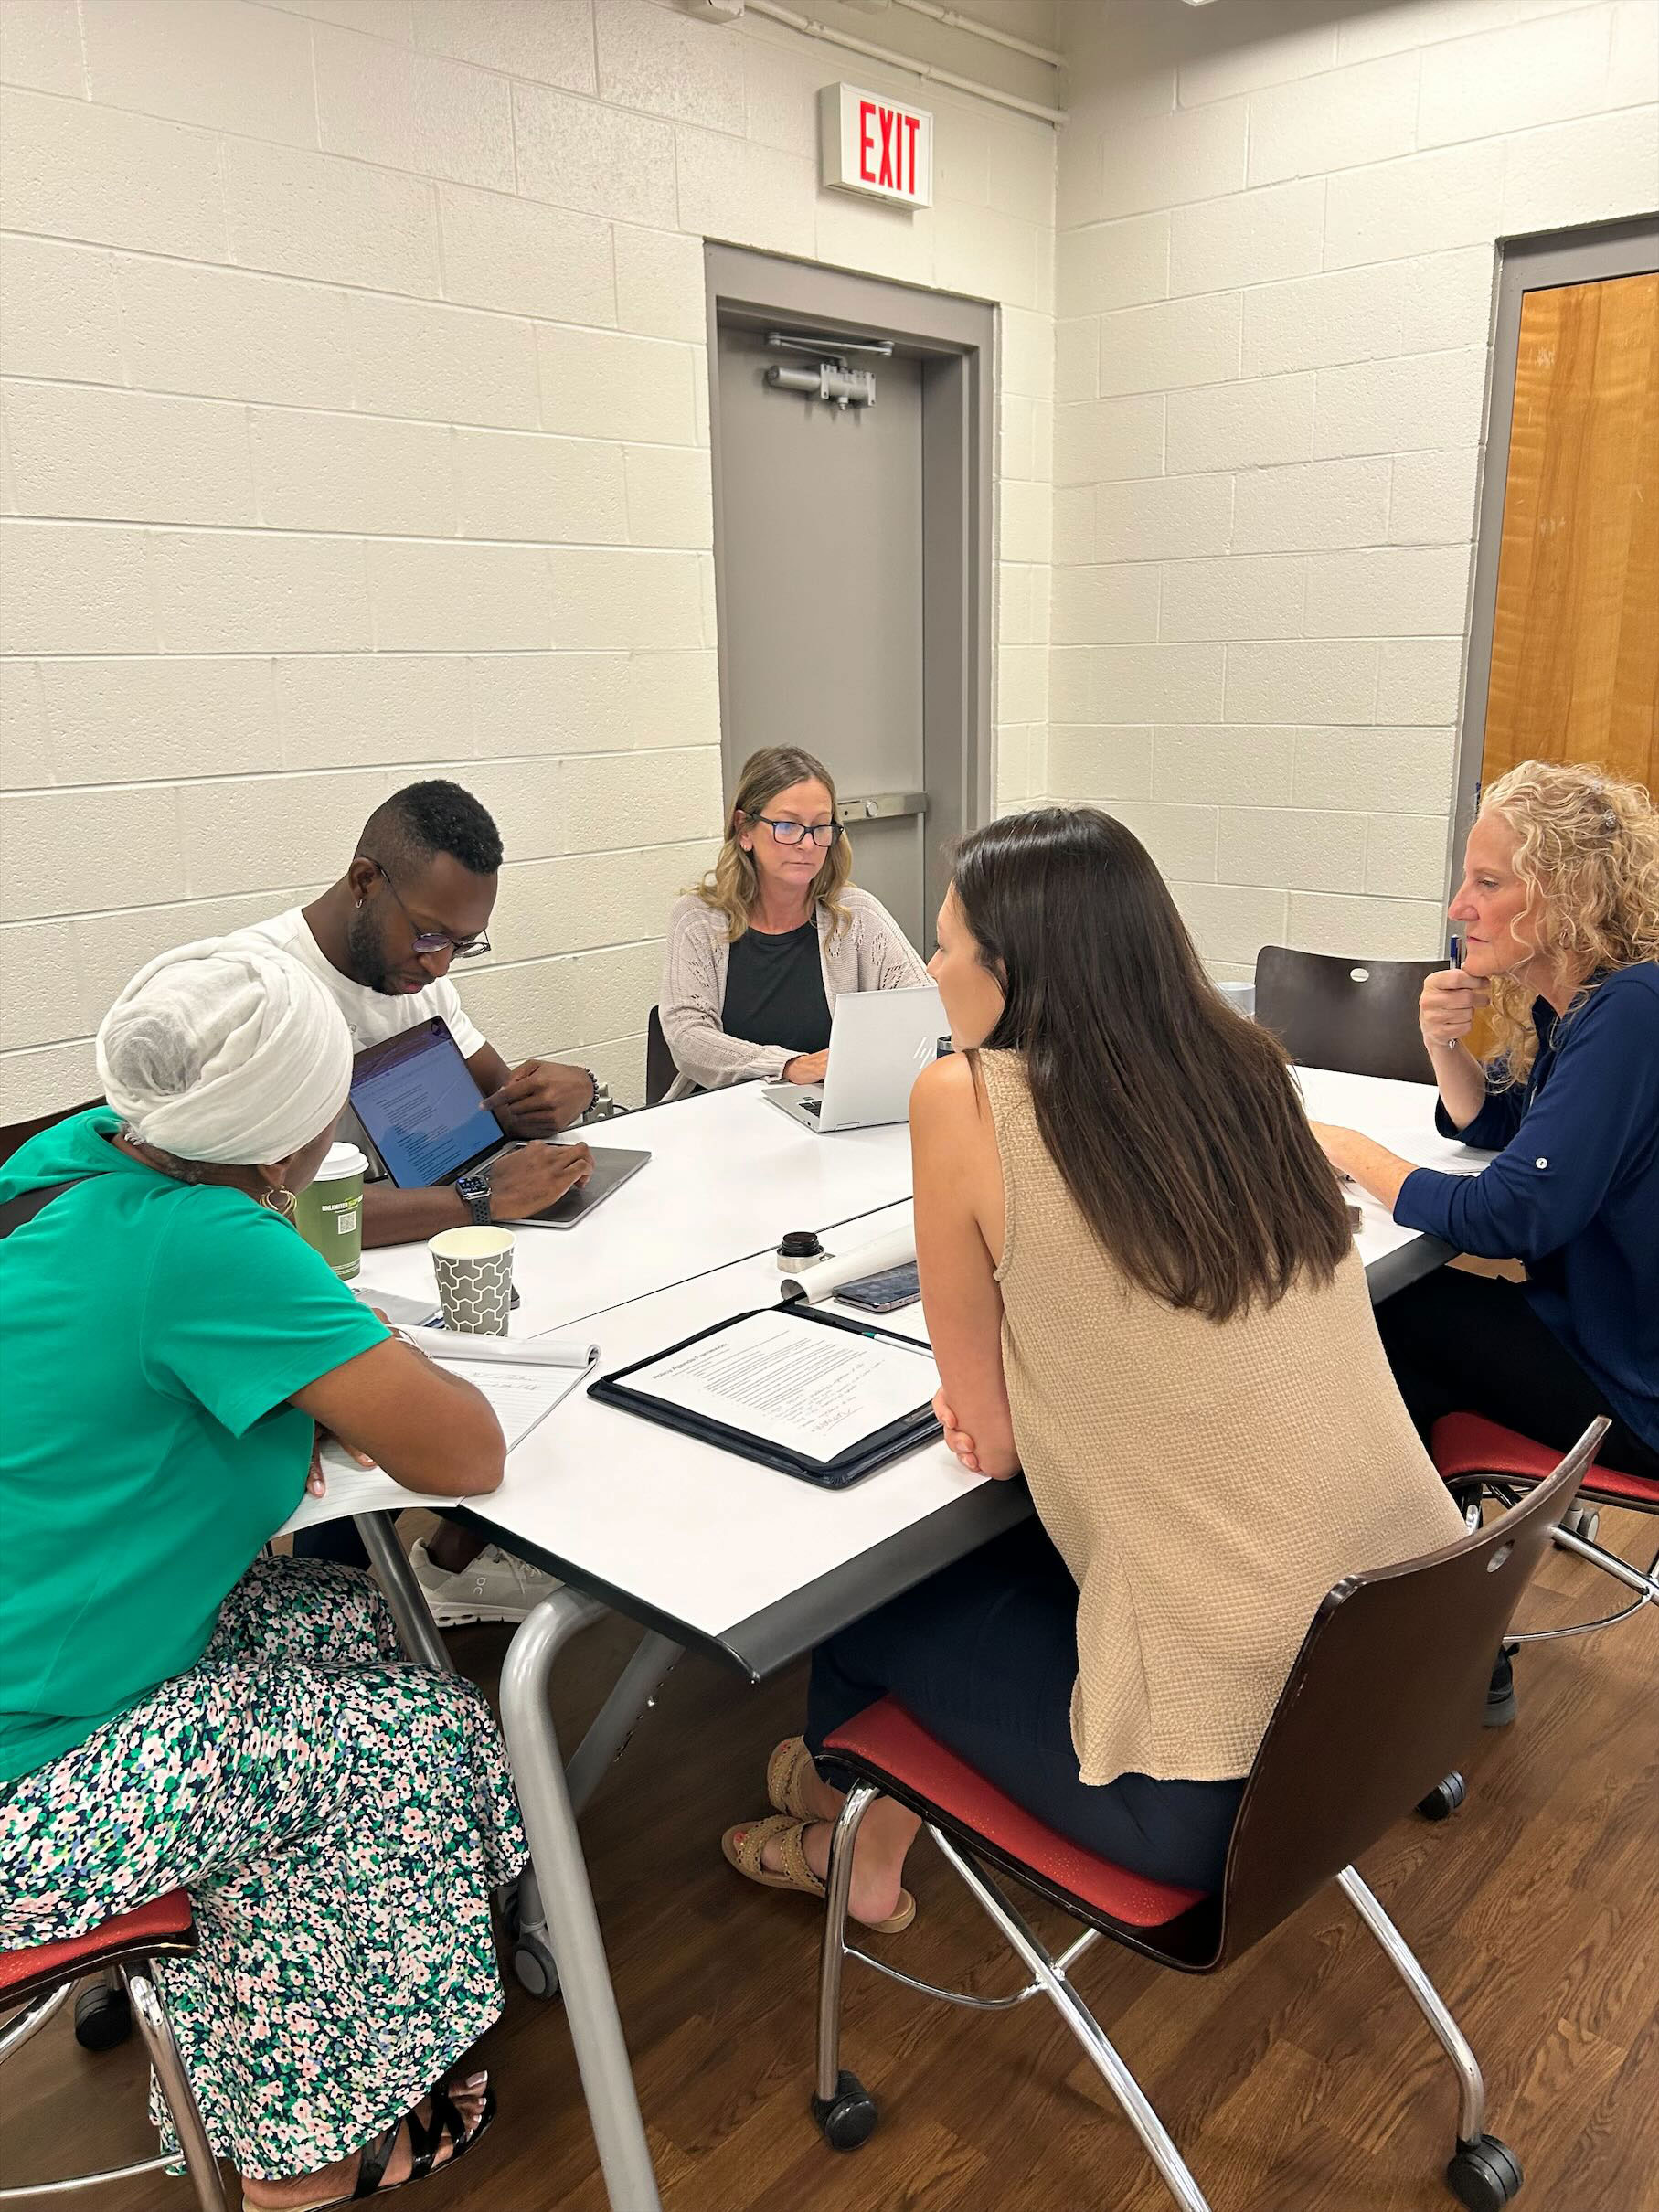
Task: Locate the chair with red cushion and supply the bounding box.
[1432,1411,1658,1632]
[1410,1413,1659,1823]
[806,1421,1602,2212]
[0,1891,229,2210]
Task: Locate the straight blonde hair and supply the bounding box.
[1482,760,1659,1084]
[694,745,853,945]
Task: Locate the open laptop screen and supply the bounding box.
[350,1017,503,1188]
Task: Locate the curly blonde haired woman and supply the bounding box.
[659,745,927,1098]
[1315,760,1659,1550]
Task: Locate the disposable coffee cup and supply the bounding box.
[295,1141,367,1281]
[429,1226,516,1335]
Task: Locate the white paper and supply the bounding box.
[397,1327,596,1371]
[1378,1136,1494,1178]
[278,1339,598,1535]
[625,1308,938,1465]
[354,1282,441,1329]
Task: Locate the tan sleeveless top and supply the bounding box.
[978,1050,1463,1787]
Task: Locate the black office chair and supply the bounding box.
[807,1423,1602,2212]
[1254,946,1441,1083]
[644,1007,678,1107]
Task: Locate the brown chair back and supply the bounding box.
[1205,1420,1603,1968]
[644,1006,677,1108]
[1254,946,1440,1083]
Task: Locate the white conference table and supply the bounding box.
[356,1081,914,1335]
[358,1064,1481,2212]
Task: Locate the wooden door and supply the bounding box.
[1481,271,1658,793]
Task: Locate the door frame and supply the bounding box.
[1451,213,1659,870]
[704,243,996,947]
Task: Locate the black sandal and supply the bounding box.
[295,2080,495,2207]
[355,2083,495,2199]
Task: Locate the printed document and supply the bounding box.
[280,1332,597,1534]
[625,1310,938,1465]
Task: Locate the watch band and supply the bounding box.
[456,1169,493,1227]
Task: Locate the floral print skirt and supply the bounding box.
[0,1555,527,2183]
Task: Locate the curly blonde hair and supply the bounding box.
[1480,760,1659,1084]
[694,744,853,945]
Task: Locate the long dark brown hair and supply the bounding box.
[954,808,1350,1322]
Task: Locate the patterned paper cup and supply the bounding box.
[429,1226,516,1335]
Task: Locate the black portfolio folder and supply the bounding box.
[587,1302,941,1490]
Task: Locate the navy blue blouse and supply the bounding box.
[1392,962,1659,1452]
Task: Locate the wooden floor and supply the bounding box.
[6,1512,1655,2212]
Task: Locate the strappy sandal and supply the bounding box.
[767,1734,820,1821]
[281,2079,496,2211]
[722,1813,916,1934]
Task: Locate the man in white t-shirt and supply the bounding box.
[239,779,597,1250]
[236,779,595,1622]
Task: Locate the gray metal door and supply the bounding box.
[713,320,928,947]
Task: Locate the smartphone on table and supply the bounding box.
[836,1261,921,1314]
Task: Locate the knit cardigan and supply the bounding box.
[659,886,929,1099]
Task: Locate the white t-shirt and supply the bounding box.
[233,907,486,1058]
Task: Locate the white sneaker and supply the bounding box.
[409,1538,561,1626]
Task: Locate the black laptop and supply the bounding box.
[348,1016,649,1228]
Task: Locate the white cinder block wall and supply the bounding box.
[0,0,1058,1114]
[1053,0,1658,980]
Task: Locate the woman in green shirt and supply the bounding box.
[0,941,524,2209]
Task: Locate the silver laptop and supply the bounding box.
[762,985,948,1133]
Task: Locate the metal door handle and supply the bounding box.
[835,791,927,824]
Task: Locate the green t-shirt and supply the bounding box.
[0,1111,388,1782]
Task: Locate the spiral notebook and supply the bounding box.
[280,1330,599,1535]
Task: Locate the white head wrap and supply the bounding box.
[96,937,353,1166]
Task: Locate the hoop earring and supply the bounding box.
[260,1185,298,1224]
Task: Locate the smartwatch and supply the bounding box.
[455,1165,493,1227]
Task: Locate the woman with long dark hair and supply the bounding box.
[723,808,1462,1926]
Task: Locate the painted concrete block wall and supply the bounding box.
[0,0,1058,1114]
[1053,0,1658,979]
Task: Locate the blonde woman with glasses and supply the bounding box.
[659,745,928,1098]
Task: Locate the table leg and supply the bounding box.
[355,1511,453,1673]
[499,1590,665,2212]
[510,1626,685,1995]
[567,1629,686,1820]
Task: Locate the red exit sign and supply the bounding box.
[819,83,934,209]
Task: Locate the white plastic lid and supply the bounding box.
[316,1141,368,1179]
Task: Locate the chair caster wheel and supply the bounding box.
[512,1934,560,2002]
[1418,1771,1466,1823]
[812,2069,878,2150]
[1447,2133,1523,2208]
[73,1982,133,2051]
[1561,1505,1599,1543]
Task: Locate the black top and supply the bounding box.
[721,920,831,1055]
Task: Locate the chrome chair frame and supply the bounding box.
[814,1794,1497,2212]
[0,1959,229,2208]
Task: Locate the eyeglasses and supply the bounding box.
[751,816,845,849]
[364,859,491,960]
